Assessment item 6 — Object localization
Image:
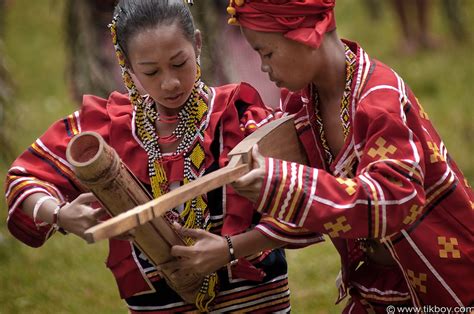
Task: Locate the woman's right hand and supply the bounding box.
[58,192,106,240]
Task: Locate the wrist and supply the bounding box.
[52,202,69,234]
[224,235,238,266]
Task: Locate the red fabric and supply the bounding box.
[233,0,336,48]
[256,40,474,307]
[5,83,275,298]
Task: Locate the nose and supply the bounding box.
[261,63,271,73]
[161,73,180,91]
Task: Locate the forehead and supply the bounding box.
[127,22,194,62]
[241,27,286,51]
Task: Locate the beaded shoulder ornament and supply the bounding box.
[109,6,217,311]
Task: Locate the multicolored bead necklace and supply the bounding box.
[311,43,356,166]
[109,13,217,312]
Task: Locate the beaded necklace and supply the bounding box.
[311,43,356,166]
[110,14,217,312]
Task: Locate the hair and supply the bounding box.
[114,0,196,58]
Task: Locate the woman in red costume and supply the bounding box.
[4,0,323,312]
[169,0,474,312]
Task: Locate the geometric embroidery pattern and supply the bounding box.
[324,216,352,238]
[419,106,429,120]
[367,137,397,160]
[427,141,445,163]
[190,142,205,170]
[438,236,461,259]
[403,205,423,225]
[341,44,356,139]
[336,177,357,195]
[407,269,427,293]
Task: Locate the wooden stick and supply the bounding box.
[85,162,249,243]
[84,115,307,242]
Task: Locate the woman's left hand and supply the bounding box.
[158,223,229,277]
[231,145,266,203]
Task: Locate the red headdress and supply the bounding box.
[227,0,336,48]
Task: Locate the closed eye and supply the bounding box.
[144,70,158,76]
[173,59,187,68]
[263,52,273,59]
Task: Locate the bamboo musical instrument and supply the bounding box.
[65,131,204,303]
[84,114,307,243]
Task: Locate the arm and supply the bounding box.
[5,96,113,246]
[234,90,428,240]
[21,192,104,240]
[162,225,284,276]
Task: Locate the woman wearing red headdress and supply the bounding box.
[170,0,474,312]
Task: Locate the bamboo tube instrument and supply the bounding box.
[83,114,307,243]
[66,131,204,303]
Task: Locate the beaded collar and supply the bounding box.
[311,43,356,166]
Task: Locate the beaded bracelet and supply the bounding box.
[32,195,56,229]
[224,235,238,266]
[52,202,69,234]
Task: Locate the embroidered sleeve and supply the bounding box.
[255,215,324,248]
[255,88,429,240]
[5,96,111,247]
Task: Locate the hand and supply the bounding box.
[158,223,229,277]
[231,145,266,203]
[58,192,106,240]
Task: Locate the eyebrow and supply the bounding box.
[137,51,184,65]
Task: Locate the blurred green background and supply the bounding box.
[0,0,472,313]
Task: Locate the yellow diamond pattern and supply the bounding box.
[190,143,205,170]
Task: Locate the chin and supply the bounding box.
[284,83,306,92]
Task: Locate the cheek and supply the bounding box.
[183,62,198,87]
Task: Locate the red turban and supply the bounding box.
[228,0,336,48]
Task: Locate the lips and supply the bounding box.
[165,92,184,102]
[270,77,282,87]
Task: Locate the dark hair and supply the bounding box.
[114,0,195,58]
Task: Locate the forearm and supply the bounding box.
[22,193,61,225]
[230,229,285,260]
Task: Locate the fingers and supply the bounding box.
[170,245,194,259]
[251,145,265,169]
[91,207,106,219]
[179,227,207,239]
[75,192,97,204]
[233,171,256,189]
[173,222,209,240]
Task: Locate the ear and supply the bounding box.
[194,29,202,58]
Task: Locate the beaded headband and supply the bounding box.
[109,0,195,107]
[109,12,143,108]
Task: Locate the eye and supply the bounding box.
[143,70,158,76]
[173,59,187,68]
[263,52,273,59]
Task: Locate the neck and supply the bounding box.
[155,103,183,116]
[311,36,346,105]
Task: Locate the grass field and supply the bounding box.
[0,1,472,313]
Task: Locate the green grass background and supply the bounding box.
[0,0,472,313]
